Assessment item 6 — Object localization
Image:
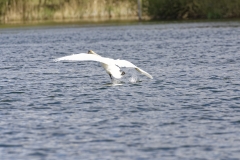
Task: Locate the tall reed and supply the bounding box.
[0,0,137,23]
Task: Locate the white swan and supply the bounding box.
[55,50,153,80]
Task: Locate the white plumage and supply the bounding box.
[55,50,153,80]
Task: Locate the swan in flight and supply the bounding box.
[55,50,153,80]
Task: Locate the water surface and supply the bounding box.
[1,21,240,160]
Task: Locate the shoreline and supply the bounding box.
[1,18,240,29]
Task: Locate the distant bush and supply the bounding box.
[143,0,240,19]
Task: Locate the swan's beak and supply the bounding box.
[88,50,100,56]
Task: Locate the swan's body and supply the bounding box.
[55,50,153,80]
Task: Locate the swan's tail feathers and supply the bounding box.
[135,68,153,79]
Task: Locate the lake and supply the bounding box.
[0,21,240,160]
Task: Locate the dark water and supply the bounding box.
[1,21,240,160]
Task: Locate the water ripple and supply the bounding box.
[0,22,240,160]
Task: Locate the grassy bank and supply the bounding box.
[143,0,240,20]
[0,0,137,23]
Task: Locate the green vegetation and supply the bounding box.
[143,0,240,20]
[0,0,137,23]
[1,0,240,23]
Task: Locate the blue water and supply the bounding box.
[0,21,240,160]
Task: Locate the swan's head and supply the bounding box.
[88,50,100,56]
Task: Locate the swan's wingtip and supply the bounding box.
[147,75,153,79]
[53,58,60,62]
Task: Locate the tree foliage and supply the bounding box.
[143,0,240,19]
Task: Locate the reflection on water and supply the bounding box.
[0,21,240,160]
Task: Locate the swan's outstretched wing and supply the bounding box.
[135,67,153,79]
[114,59,153,79]
[55,54,153,79]
[54,53,115,64]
